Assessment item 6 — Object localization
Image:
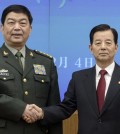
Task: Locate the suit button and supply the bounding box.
[23,78,27,82]
[25,91,28,95]
[98,119,102,123]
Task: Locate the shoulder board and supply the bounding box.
[34,50,53,59]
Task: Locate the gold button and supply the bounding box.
[23,78,27,82]
[41,80,44,83]
[3,77,7,80]
[25,91,28,95]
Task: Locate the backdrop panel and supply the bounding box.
[0,0,120,99]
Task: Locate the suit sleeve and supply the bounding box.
[43,72,77,124]
[0,94,26,121]
[45,59,63,134]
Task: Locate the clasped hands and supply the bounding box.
[22,104,44,123]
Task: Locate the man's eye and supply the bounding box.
[8,21,14,25]
[106,42,111,44]
[21,22,26,24]
[95,42,101,45]
[106,42,112,46]
[20,22,27,26]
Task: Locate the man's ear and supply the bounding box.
[89,44,93,54]
[0,24,3,32]
[30,25,32,33]
[30,25,32,30]
[0,24,4,35]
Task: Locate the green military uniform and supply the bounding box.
[0,44,62,134]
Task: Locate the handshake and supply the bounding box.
[22,104,44,123]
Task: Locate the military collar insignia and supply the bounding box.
[30,52,34,57]
[33,64,46,75]
[3,51,9,56]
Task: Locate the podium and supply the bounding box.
[63,111,78,134]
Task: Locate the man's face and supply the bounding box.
[89,30,118,66]
[1,12,32,48]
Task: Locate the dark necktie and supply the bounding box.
[15,51,23,69]
[97,70,107,112]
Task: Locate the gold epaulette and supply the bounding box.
[34,50,53,59]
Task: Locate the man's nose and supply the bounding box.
[101,43,106,48]
[14,23,21,30]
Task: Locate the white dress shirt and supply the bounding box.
[96,62,115,98]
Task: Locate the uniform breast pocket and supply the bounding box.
[34,75,50,98]
[0,74,14,81]
[0,74,16,96]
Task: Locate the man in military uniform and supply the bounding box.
[0,4,62,134]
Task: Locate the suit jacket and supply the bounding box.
[0,44,62,134]
[44,63,120,134]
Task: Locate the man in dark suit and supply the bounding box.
[0,4,62,134]
[38,24,120,134]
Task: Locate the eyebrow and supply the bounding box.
[7,18,28,21]
[95,39,112,42]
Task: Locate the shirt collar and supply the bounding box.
[96,62,115,77]
[5,43,26,58]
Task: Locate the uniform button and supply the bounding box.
[41,80,44,83]
[3,77,7,80]
[25,91,28,95]
[23,78,27,82]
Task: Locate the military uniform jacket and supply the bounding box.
[0,44,62,134]
[44,63,120,134]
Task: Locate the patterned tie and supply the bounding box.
[97,70,107,113]
[15,51,23,69]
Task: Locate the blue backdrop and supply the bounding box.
[0,0,120,99]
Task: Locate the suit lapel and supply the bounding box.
[102,64,120,114]
[84,67,99,116]
[1,44,23,74]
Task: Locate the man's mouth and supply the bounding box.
[99,53,108,55]
[12,34,22,37]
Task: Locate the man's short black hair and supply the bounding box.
[1,4,33,25]
[90,24,118,44]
